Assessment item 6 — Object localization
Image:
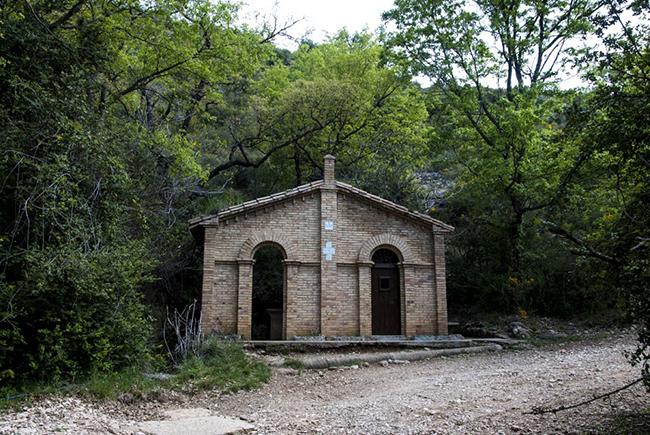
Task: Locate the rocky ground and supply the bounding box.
[1,331,649,434]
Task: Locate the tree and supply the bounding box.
[383,0,603,311]
[552,0,650,385]
[0,0,273,385]
[204,31,432,208]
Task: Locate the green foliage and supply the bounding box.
[559,0,650,385]
[84,368,161,401]
[0,0,272,387]
[0,243,155,384]
[172,337,272,393]
[1,0,647,397]
[283,358,305,371]
[491,0,650,386]
[384,0,608,314]
[208,30,431,209]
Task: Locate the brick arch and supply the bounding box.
[238,230,298,260]
[358,234,414,263]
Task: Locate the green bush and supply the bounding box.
[0,242,155,386]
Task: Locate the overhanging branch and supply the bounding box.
[547,226,621,266]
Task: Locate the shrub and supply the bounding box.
[0,242,155,386]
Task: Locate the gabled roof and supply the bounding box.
[188,180,324,230]
[335,181,453,233]
[189,179,453,234]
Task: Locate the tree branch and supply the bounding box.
[207,122,333,181]
[48,0,88,31]
[525,377,644,415]
[547,226,622,266]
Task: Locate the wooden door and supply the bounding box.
[371,266,401,335]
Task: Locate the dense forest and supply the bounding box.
[0,0,648,389]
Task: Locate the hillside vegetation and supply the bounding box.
[1,0,648,391]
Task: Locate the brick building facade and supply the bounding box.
[189,156,453,340]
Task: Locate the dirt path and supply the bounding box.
[212,333,647,434]
[2,333,649,434]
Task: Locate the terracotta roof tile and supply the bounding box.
[189,180,325,229]
[335,181,454,232]
[188,179,453,233]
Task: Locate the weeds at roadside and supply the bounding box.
[1,337,272,407]
[83,368,162,400]
[86,336,272,399]
[283,358,305,371]
[1,378,87,411]
[1,385,46,411]
[170,337,271,394]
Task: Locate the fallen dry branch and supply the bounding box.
[526,377,644,415]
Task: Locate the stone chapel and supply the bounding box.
[189,155,453,340]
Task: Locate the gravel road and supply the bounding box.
[2,333,648,434]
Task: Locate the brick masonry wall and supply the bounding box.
[407,266,437,335]
[286,265,321,337]
[208,262,238,333]
[215,194,321,263]
[327,264,360,336]
[336,193,434,264]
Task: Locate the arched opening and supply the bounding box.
[252,244,285,340]
[371,248,401,335]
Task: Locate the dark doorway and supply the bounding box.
[252,245,284,340]
[371,248,401,335]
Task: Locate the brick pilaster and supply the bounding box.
[434,233,449,335]
[200,226,218,332]
[402,263,415,337]
[357,261,373,337]
[236,259,254,339]
[320,155,338,337]
[283,260,301,339]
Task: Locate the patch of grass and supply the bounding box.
[0,385,41,411]
[172,337,272,393]
[2,338,272,406]
[83,368,162,400]
[283,358,305,371]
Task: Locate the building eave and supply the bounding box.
[188,179,453,234]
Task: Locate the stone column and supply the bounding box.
[236,259,254,339]
[433,233,449,335]
[357,261,373,337]
[320,154,338,337]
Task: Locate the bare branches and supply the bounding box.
[207,121,334,181]
[259,16,303,45]
[163,299,203,366]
